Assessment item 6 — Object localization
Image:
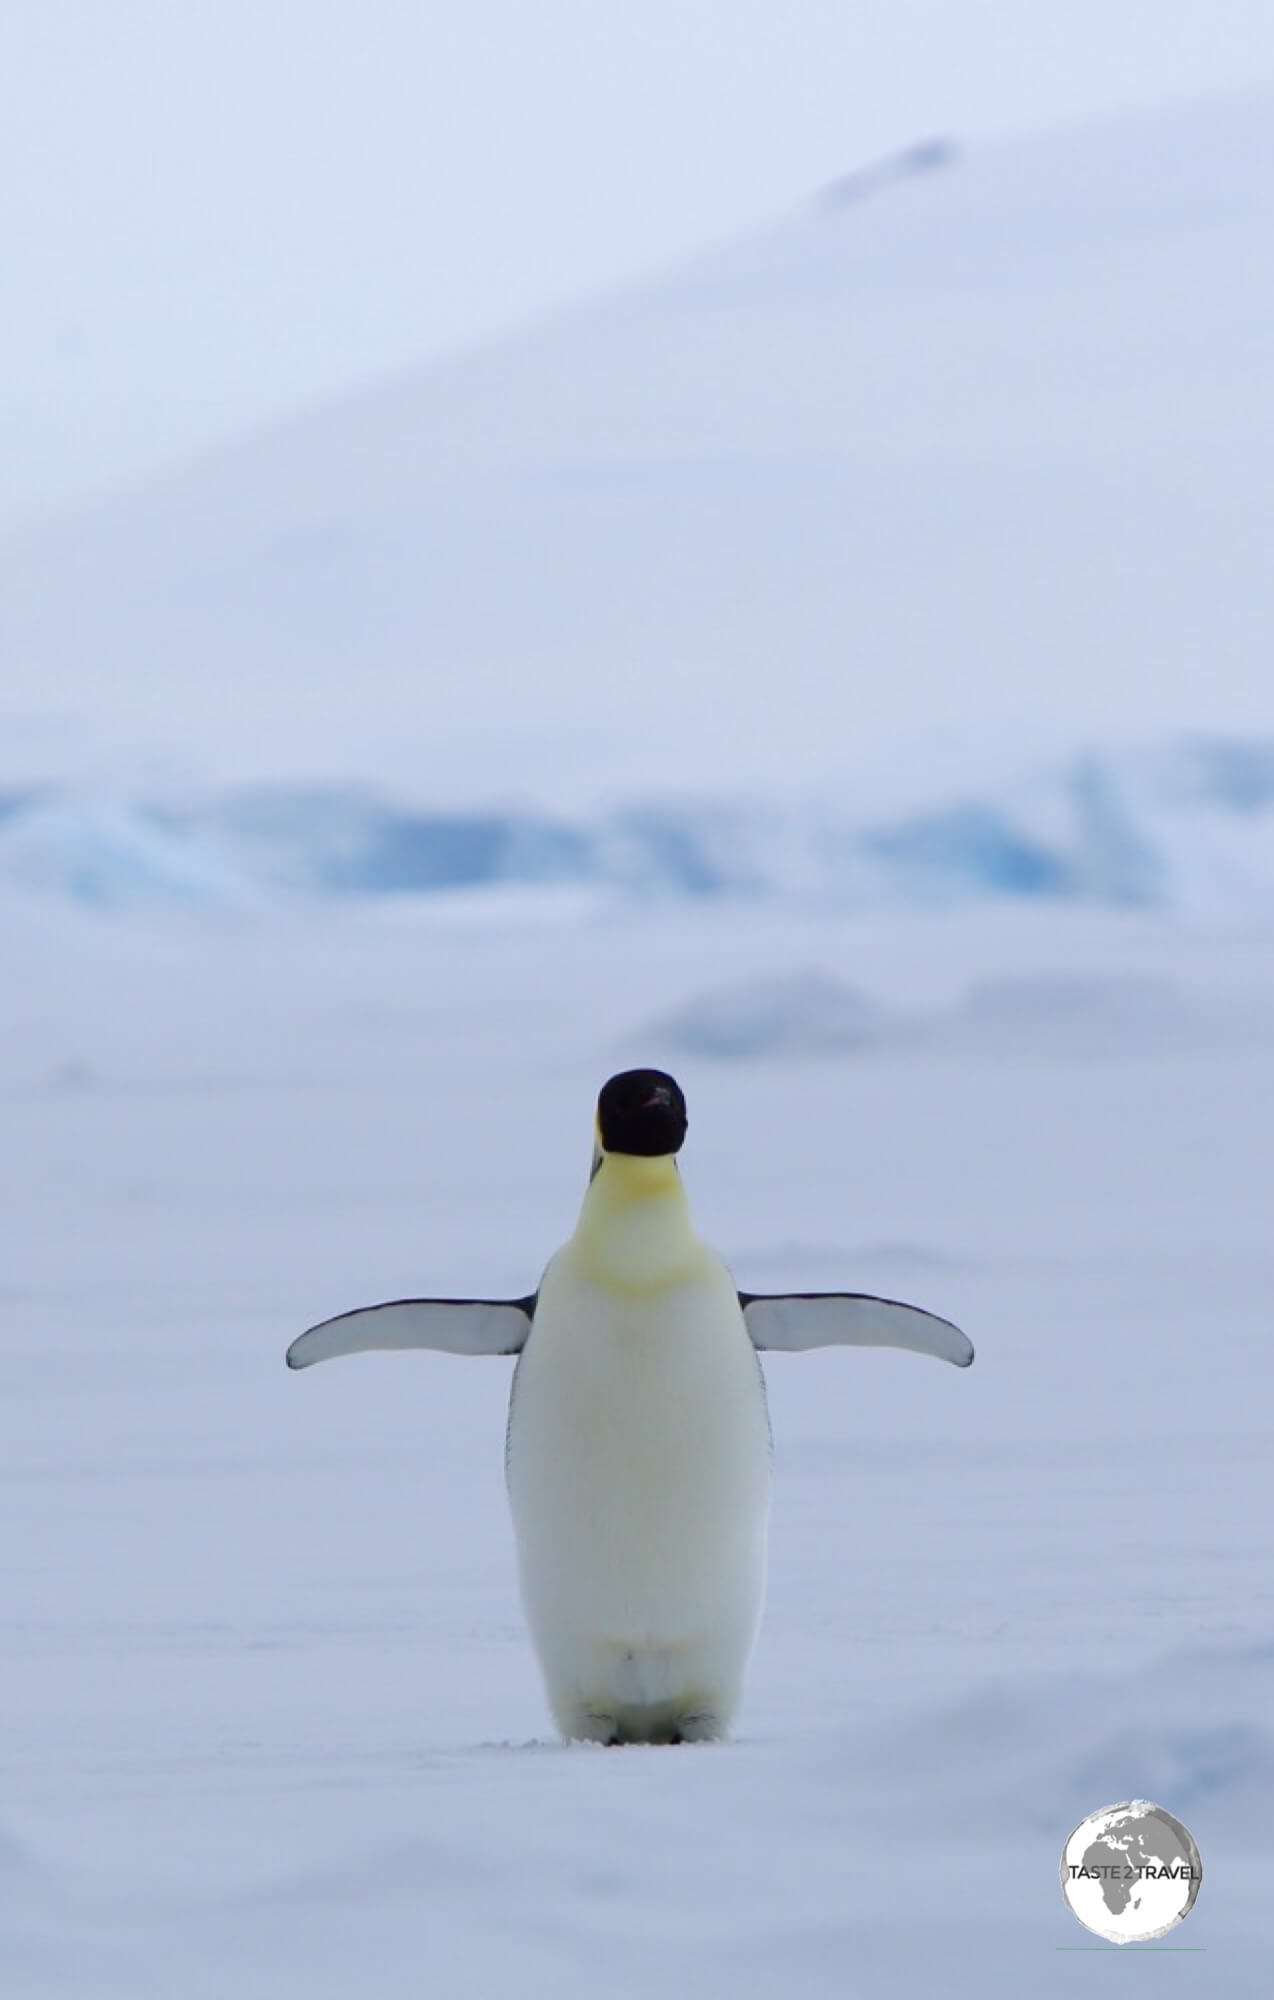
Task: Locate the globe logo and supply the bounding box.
[1060,1799,1203,1943]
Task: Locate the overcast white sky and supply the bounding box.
[3,0,1274,523]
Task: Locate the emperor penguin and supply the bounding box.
[286,1069,973,1744]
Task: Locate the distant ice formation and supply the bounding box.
[643,971,883,1059]
[638,968,1233,1068]
[1,736,1273,915]
[947,973,1200,1057]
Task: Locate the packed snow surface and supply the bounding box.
[0,895,1270,1995]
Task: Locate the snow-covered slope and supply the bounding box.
[3,90,1272,806]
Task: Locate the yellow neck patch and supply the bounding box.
[592,1153,681,1200]
[572,1151,698,1291]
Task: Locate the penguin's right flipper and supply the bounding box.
[286,1296,535,1369]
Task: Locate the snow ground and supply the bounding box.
[1,896,1270,1994]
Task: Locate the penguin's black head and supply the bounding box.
[597,1068,687,1157]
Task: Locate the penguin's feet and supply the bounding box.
[670,1710,726,1744]
[561,1701,727,1746]
[565,1709,623,1746]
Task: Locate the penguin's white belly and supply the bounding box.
[505,1253,771,1740]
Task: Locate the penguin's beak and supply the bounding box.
[642,1084,673,1111]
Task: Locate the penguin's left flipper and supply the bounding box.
[740,1292,973,1368]
[286,1296,536,1369]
